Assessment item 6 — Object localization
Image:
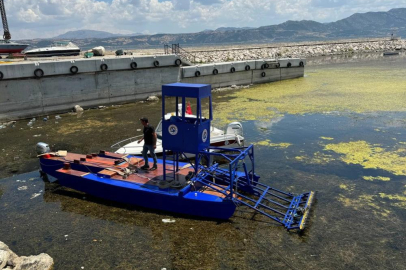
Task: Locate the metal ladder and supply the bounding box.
[162,151,178,181]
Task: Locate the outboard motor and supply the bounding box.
[36,142,51,155]
[226,122,244,146]
[226,122,243,137]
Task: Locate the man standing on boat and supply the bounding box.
[138,117,158,170]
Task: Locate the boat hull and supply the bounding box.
[0,44,29,54]
[383,52,399,56]
[40,157,236,220]
[24,49,80,57]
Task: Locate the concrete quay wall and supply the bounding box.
[181,58,305,88]
[0,56,305,121]
[0,55,181,120]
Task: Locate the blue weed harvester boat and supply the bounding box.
[37,83,315,231]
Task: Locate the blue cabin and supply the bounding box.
[161,83,213,154]
[161,83,213,180]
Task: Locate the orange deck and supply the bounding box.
[53,152,232,197]
[49,152,142,168]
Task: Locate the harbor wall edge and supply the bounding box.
[0,62,304,121]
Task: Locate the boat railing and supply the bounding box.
[110,135,143,150]
[197,145,255,196]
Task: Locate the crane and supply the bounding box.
[0,0,11,40]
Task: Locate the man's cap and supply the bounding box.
[139,117,148,122]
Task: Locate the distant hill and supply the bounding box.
[215,27,256,32]
[54,30,142,39]
[23,8,406,50]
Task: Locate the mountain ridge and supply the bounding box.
[26,8,406,50]
[54,29,143,39]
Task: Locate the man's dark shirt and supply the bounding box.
[143,124,155,145]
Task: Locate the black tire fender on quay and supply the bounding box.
[264,63,270,69]
[261,64,266,70]
[213,69,218,75]
[100,63,108,71]
[70,66,79,74]
[230,67,236,73]
[34,68,44,78]
[299,61,304,67]
[287,62,292,68]
[261,71,266,77]
[130,62,137,69]
[175,59,182,66]
[195,70,201,77]
[0,71,3,80]
[245,65,250,71]
[154,60,160,67]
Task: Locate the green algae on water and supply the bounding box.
[379,193,406,208]
[254,140,292,148]
[339,184,355,191]
[324,141,406,176]
[294,152,335,164]
[212,67,406,126]
[320,137,334,140]
[363,176,391,182]
[337,194,392,218]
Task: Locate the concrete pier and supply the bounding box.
[0,55,305,121]
[181,58,305,87]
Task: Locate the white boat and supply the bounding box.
[112,113,244,156]
[24,41,80,57]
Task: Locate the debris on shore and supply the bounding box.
[73,105,84,113]
[146,96,159,101]
[213,84,251,92]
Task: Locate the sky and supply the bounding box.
[3,0,406,39]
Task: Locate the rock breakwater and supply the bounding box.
[0,241,53,270]
[182,39,405,63]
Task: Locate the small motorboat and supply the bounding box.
[383,51,399,56]
[24,41,80,57]
[111,111,244,156]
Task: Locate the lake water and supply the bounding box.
[1,52,405,269]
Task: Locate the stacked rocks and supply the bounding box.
[0,242,53,270]
[182,39,406,63]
